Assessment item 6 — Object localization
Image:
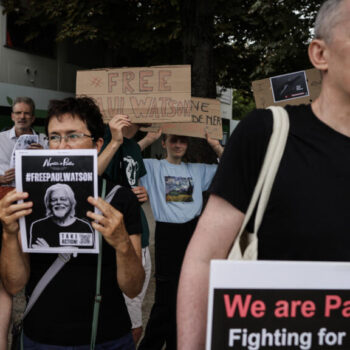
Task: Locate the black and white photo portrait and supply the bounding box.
[16,149,98,253]
[29,183,94,249]
[270,71,309,103]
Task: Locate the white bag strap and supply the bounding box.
[227,106,289,259]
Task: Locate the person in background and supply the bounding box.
[0,96,46,349]
[177,0,350,348]
[137,131,223,350]
[98,114,151,345]
[0,97,46,188]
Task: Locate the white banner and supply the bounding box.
[207,260,350,350]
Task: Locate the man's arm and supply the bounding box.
[0,279,12,349]
[98,115,131,176]
[0,190,31,295]
[206,133,224,158]
[177,194,244,350]
[137,129,162,151]
[0,168,15,185]
[87,197,145,298]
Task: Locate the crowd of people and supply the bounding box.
[0,0,349,348]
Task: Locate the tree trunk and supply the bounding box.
[181,0,218,164]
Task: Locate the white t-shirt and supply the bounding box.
[0,127,47,176]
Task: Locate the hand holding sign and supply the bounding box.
[206,132,223,157]
[87,196,129,250]
[0,190,32,237]
[109,114,132,146]
[138,128,162,151]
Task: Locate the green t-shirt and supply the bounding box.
[101,125,149,247]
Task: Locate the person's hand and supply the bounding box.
[132,186,148,203]
[86,197,129,250]
[138,128,162,151]
[27,142,43,150]
[206,132,223,157]
[0,190,32,236]
[145,129,162,144]
[0,168,15,184]
[109,115,132,146]
[32,237,49,249]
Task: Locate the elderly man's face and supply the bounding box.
[11,102,35,132]
[50,188,71,219]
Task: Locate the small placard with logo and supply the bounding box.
[15,149,98,254]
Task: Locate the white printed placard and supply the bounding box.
[15,149,98,254]
[270,71,309,103]
[207,260,350,350]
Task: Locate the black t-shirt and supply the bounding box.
[210,104,350,261]
[24,177,142,345]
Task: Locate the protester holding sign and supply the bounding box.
[98,114,152,345]
[137,132,223,350]
[177,0,350,349]
[0,97,144,349]
[0,97,46,190]
[0,96,46,349]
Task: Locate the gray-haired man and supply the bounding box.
[178,1,350,348]
[0,97,46,186]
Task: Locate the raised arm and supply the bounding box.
[0,190,31,295]
[87,197,144,298]
[98,115,131,175]
[177,194,244,350]
[138,128,162,151]
[206,132,224,158]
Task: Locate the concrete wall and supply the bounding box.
[0,5,79,93]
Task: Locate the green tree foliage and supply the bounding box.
[2,0,322,94]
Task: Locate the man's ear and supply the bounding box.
[308,39,329,72]
[95,137,104,153]
[161,139,166,149]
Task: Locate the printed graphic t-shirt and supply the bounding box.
[141,159,217,223]
[101,127,149,247]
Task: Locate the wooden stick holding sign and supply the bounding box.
[76,65,191,123]
[141,97,223,140]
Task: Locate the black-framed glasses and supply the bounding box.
[47,133,94,145]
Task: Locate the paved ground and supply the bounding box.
[8,202,156,348]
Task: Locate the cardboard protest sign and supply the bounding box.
[141,97,223,140]
[76,65,191,123]
[207,260,350,350]
[252,68,322,108]
[16,149,98,254]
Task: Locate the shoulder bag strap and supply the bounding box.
[227,106,289,259]
[23,253,71,318]
[90,180,121,350]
